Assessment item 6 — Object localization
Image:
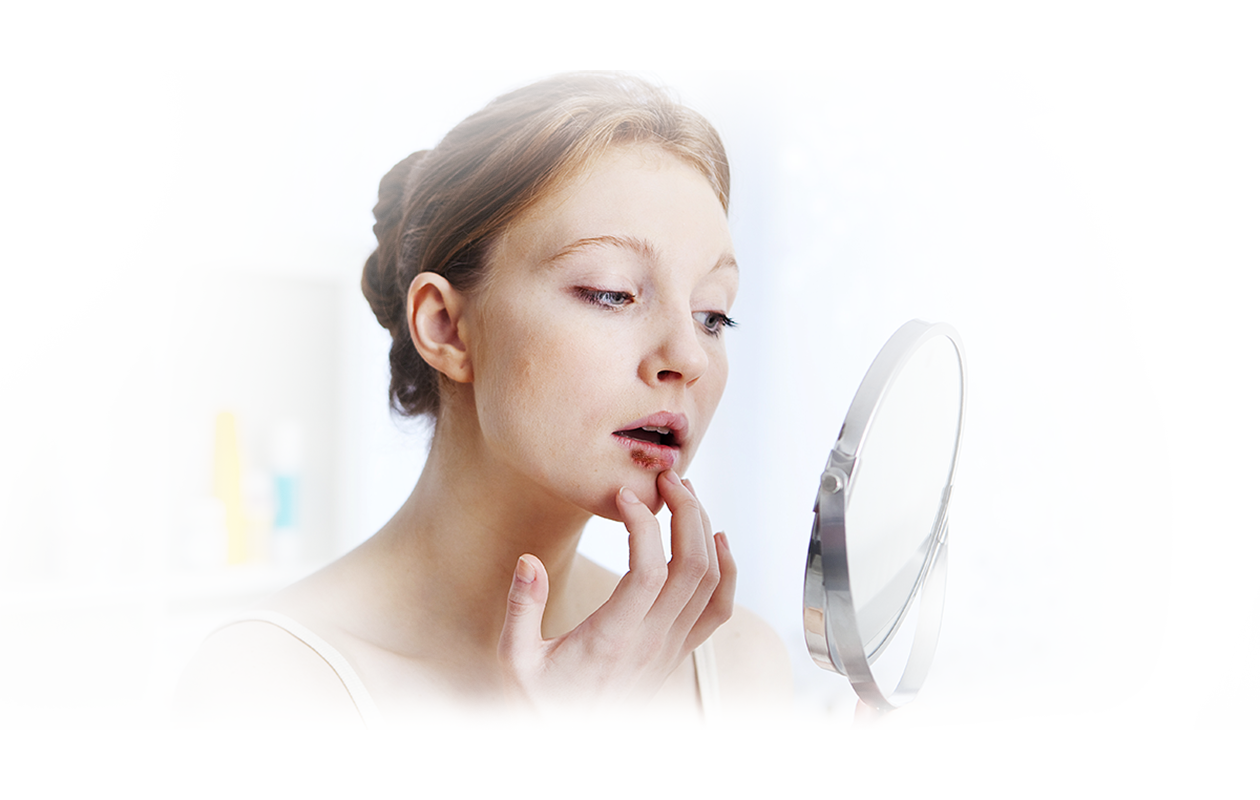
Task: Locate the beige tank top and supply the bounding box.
[206,609,720,730]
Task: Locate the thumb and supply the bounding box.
[498,554,549,665]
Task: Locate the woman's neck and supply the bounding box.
[350,421,599,661]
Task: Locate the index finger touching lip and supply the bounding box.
[658,470,703,532]
[682,478,714,537]
[617,485,667,571]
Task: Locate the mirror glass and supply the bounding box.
[804,320,965,711]
[848,333,961,656]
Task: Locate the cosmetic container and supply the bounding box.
[45,415,118,579]
[269,419,304,566]
[212,411,249,565]
[245,466,273,566]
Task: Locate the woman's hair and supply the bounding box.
[361,72,731,419]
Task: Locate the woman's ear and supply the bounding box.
[406,272,473,384]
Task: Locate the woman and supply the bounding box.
[175,72,792,726]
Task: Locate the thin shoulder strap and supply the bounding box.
[216,610,383,728]
[693,637,722,719]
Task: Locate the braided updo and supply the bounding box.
[361,72,731,420]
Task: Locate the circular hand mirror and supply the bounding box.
[804,319,966,711]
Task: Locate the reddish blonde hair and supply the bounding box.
[362,72,731,419]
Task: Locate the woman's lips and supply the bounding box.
[612,432,679,471]
[612,411,688,471]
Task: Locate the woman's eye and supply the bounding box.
[575,287,635,309]
[694,310,737,337]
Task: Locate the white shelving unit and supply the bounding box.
[0,182,365,730]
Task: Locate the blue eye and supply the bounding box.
[694,311,736,337]
[575,287,635,309]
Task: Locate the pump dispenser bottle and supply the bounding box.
[211,410,248,566]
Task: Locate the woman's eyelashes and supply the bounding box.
[572,287,736,337]
[574,287,635,309]
[694,311,737,337]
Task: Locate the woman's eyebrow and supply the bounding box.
[543,235,739,274]
[712,253,739,274]
[542,235,659,266]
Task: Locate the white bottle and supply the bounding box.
[245,466,273,566]
[177,498,226,571]
[0,390,11,579]
[45,413,118,582]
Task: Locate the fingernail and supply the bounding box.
[681,477,696,494]
[715,532,729,550]
[515,556,536,584]
[619,486,641,505]
[664,470,683,486]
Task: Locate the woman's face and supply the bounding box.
[462,145,738,519]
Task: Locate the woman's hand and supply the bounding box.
[856,700,937,730]
[497,469,736,710]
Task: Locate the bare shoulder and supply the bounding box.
[711,604,794,709]
[171,618,364,728]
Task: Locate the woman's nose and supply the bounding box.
[641,308,709,386]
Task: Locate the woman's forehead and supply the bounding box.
[497,146,733,268]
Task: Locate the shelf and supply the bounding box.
[161,564,317,599]
[170,264,345,569]
[0,562,319,611]
[0,579,148,617]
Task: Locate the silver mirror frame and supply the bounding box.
[803,319,966,711]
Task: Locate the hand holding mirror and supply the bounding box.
[804,320,966,712]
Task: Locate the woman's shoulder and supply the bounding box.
[711,604,794,709]
[168,609,365,730]
[171,612,365,727]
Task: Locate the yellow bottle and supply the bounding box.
[212,411,249,565]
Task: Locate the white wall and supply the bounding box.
[2,66,1256,741]
[768,71,1254,729]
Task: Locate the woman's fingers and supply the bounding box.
[577,486,670,642]
[497,476,735,707]
[660,478,721,643]
[575,473,724,654]
[683,477,719,589]
[585,486,669,631]
[682,530,737,653]
[619,486,668,583]
[497,554,550,672]
[644,471,720,633]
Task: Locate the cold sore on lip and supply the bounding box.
[614,429,679,470]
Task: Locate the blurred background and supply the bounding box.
[1,21,1256,768]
